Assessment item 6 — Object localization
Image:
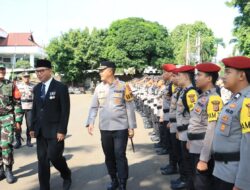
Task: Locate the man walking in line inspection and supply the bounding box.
[86,61,137,190]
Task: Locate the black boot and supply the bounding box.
[14,133,22,149]
[5,165,17,184]
[0,165,5,180]
[119,179,127,190]
[26,137,33,147]
[107,177,119,190]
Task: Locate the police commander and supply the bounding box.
[86,61,137,190]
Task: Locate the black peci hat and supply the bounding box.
[35,59,52,68]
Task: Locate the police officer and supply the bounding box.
[157,64,176,155]
[14,72,34,148]
[212,56,250,190]
[172,65,198,190]
[86,61,137,190]
[161,69,181,175]
[187,63,223,190]
[0,63,23,183]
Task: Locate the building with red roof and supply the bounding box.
[0,28,45,69]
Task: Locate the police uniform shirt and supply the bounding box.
[17,81,35,110]
[188,88,223,160]
[176,84,198,141]
[169,86,181,133]
[86,80,137,130]
[213,86,250,186]
[163,82,171,121]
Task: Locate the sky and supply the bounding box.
[0,0,240,59]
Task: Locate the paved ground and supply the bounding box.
[1,94,175,190]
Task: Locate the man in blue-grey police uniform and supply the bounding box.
[85,61,137,190]
[212,56,250,190]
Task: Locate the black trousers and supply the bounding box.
[101,129,128,180]
[190,153,214,190]
[37,136,71,190]
[169,133,180,167]
[180,141,193,185]
[213,176,234,190]
[162,121,170,150]
[24,110,32,139]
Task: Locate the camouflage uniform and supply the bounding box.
[0,79,23,166]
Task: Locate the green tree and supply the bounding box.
[103,17,174,70]
[15,60,30,69]
[171,21,217,65]
[227,0,250,56]
[46,28,92,83]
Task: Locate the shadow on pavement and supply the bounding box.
[27,143,173,190]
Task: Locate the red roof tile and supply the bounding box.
[0,33,39,46]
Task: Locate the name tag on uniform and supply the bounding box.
[49,91,56,99]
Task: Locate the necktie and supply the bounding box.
[40,83,46,100]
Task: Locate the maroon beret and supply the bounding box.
[162,64,176,72]
[196,63,221,72]
[178,65,195,72]
[222,56,250,69]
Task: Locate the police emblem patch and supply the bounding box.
[188,94,196,103]
[212,100,220,112]
[229,103,236,108]
[220,124,226,131]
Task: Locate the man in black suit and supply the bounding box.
[30,59,71,190]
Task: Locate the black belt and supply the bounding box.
[163,109,169,113]
[213,152,240,162]
[21,100,33,103]
[157,106,162,110]
[177,125,188,132]
[169,118,176,122]
[187,132,205,140]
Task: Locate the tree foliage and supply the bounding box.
[171,21,217,65]
[15,60,30,69]
[227,0,250,56]
[102,17,174,69]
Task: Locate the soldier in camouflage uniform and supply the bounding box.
[0,63,23,184]
[14,72,34,148]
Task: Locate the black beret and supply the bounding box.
[35,59,52,68]
[98,61,116,70]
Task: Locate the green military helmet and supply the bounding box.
[0,62,6,69]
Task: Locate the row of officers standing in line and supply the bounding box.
[131,56,250,190]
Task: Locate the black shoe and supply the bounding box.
[119,179,127,190]
[0,165,5,181]
[151,136,160,142]
[157,149,168,155]
[170,177,182,185]
[161,166,178,175]
[107,178,119,190]
[26,140,33,147]
[171,180,187,189]
[154,143,162,148]
[5,165,17,184]
[160,164,171,171]
[13,141,22,149]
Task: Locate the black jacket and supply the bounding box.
[30,79,70,138]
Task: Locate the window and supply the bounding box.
[3,58,11,63]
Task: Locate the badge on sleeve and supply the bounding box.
[124,83,134,102]
[240,98,250,134]
[207,95,223,122]
[186,89,198,111]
